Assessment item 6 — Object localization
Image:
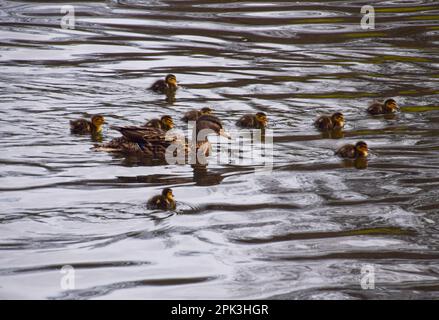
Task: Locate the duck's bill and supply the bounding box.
[219,129,232,139]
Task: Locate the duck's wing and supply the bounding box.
[367,102,383,115]
[150,80,167,93]
[315,116,332,130]
[144,118,162,128]
[112,126,167,144]
[335,144,355,158]
[70,119,91,133]
[182,110,199,122]
[236,114,254,128]
[198,114,223,128]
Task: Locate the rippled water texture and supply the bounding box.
[1,0,439,299]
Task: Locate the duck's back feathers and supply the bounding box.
[113,126,168,144]
[367,102,384,115]
[335,144,356,159]
[236,114,256,128]
[147,195,176,210]
[100,126,172,158]
[70,119,92,134]
[182,110,201,122]
[315,116,333,130]
[150,80,167,93]
[144,118,162,129]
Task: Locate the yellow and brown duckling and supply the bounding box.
[150,74,178,94]
[144,115,174,131]
[315,112,345,131]
[236,112,268,129]
[336,141,369,159]
[70,115,105,135]
[367,99,398,115]
[181,107,213,122]
[147,188,176,210]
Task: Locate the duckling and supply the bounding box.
[236,112,268,129]
[70,115,105,135]
[367,99,398,115]
[181,107,213,122]
[315,112,345,131]
[147,188,176,210]
[144,115,174,131]
[336,141,369,159]
[150,74,178,94]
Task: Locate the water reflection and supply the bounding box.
[341,157,369,170]
[192,164,224,186]
[0,0,439,300]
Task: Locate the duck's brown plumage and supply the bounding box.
[315,112,345,131]
[150,74,178,94]
[336,141,369,159]
[144,115,174,131]
[367,99,398,115]
[94,115,229,161]
[97,126,176,159]
[236,112,267,129]
[147,188,176,210]
[181,107,213,122]
[70,115,105,135]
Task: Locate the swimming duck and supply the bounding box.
[70,115,105,135]
[147,188,176,210]
[315,112,345,131]
[336,141,369,159]
[367,99,398,115]
[236,112,268,129]
[181,107,213,122]
[95,115,229,162]
[144,115,174,131]
[150,74,178,94]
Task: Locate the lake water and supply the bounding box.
[1,0,439,299]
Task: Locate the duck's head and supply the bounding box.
[355,141,369,157]
[165,74,178,88]
[161,115,174,130]
[200,107,213,115]
[255,112,268,128]
[384,99,398,112]
[162,187,174,201]
[331,112,345,128]
[196,115,231,140]
[91,115,105,132]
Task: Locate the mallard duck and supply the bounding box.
[147,188,176,210]
[150,74,178,94]
[315,112,345,131]
[95,115,229,161]
[181,107,213,122]
[367,99,398,115]
[70,115,105,135]
[144,115,174,131]
[236,112,267,129]
[336,141,369,159]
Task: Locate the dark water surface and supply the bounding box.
[1,0,439,299]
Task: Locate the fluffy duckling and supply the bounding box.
[181,107,213,122]
[315,112,345,131]
[144,115,174,131]
[150,74,178,94]
[70,115,105,135]
[236,112,268,129]
[336,141,369,159]
[367,99,398,115]
[147,188,176,210]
